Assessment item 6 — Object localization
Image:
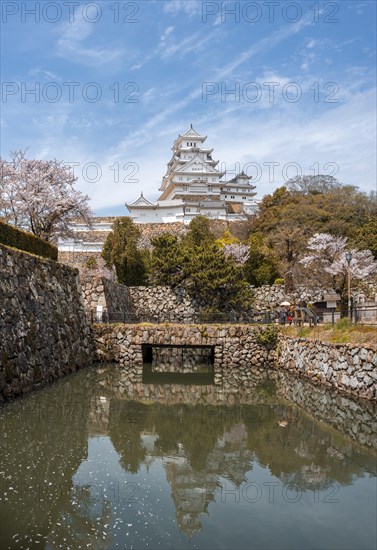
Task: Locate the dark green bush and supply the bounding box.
[254,325,279,347]
[0,221,58,260]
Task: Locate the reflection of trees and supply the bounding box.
[243,403,377,489]
[2,364,376,547]
[0,369,94,548]
[153,405,224,471]
[47,484,112,550]
[108,401,147,473]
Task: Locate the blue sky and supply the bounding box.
[1,0,376,215]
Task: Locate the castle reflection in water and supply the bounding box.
[87,366,377,538]
[1,364,376,549]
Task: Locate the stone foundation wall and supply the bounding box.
[128,286,198,322]
[252,284,333,310]
[93,324,276,388]
[93,324,377,400]
[277,337,377,400]
[81,275,134,320]
[0,244,94,400]
[58,251,101,269]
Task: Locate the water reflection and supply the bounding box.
[0,365,376,549]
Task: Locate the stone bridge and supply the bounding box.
[93,324,276,387]
[93,323,377,400]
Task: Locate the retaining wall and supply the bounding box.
[93,324,377,400]
[94,324,276,388]
[0,244,94,400]
[277,337,377,400]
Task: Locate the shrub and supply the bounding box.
[274,278,284,285]
[335,317,352,330]
[254,325,279,346]
[85,256,98,269]
[0,220,58,260]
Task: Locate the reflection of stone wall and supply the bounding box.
[273,371,377,449]
[0,244,94,400]
[150,347,213,373]
[92,364,377,450]
[277,337,377,400]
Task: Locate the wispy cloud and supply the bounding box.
[55,17,125,67]
[163,1,202,16]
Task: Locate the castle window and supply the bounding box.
[231,195,235,199]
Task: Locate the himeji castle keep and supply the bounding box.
[126,125,259,223]
[58,126,260,254]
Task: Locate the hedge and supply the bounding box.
[0,221,58,261]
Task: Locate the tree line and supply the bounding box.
[1,149,376,311]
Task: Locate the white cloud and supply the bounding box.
[161,26,175,39]
[29,68,62,81]
[55,16,125,67]
[163,1,202,16]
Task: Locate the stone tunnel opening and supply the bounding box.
[142,344,215,384]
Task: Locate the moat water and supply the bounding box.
[0,364,376,550]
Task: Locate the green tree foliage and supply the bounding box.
[250,181,377,277]
[149,233,189,287]
[183,215,216,247]
[185,243,252,312]
[351,219,377,259]
[215,228,239,247]
[244,233,280,286]
[148,229,252,313]
[102,217,148,286]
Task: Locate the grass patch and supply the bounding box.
[281,323,377,345]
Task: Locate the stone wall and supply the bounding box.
[277,337,377,400]
[117,283,341,321]
[252,284,334,310]
[81,275,134,321]
[93,323,377,400]
[128,286,198,322]
[58,250,101,269]
[93,324,276,388]
[0,244,94,400]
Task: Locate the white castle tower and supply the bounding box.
[126,125,258,223]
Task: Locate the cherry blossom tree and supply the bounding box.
[0,149,93,241]
[223,243,250,265]
[285,174,342,195]
[300,233,377,299]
